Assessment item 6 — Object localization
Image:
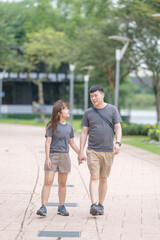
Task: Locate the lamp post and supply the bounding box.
[108,36,132,108]
[84,74,89,110]
[69,64,76,125]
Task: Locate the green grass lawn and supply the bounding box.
[0,117,83,130]
[0,118,82,129]
[0,118,46,127]
[1,118,160,155]
[122,136,160,155]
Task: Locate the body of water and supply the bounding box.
[0,105,158,125]
[121,110,157,125]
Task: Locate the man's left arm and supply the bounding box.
[114,123,122,155]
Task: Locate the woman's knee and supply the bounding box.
[44,171,55,186]
[44,179,53,186]
[58,182,66,188]
[58,173,68,187]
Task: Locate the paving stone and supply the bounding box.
[1,124,160,240]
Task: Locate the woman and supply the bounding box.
[36,100,80,216]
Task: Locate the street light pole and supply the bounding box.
[115,49,121,108]
[69,64,75,125]
[108,36,132,108]
[84,74,89,110]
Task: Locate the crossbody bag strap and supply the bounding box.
[92,106,115,134]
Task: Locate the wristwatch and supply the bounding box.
[116,141,121,147]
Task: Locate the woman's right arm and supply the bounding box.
[45,136,52,169]
[78,126,88,162]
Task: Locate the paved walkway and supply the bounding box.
[0,124,160,240]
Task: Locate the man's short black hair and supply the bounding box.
[89,85,104,94]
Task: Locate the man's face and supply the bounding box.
[90,90,104,107]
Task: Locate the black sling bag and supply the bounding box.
[92,106,115,134]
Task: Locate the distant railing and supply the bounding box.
[32,101,46,113]
[3,72,83,82]
[0,104,84,115]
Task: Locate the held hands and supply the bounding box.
[45,159,51,169]
[113,144,120,155]
[78,152,87,165]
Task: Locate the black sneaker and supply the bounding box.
[57,205,69,216]
[98,203,104,215]
[36,205,47,216]
[90,203,99,215]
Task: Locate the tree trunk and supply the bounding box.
[107,86,113,104]
[153,79,160,123]
[104,65,115,105]
[37,81,45,123]
[154,89,160,123]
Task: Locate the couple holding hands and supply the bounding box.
[37,85,122,217]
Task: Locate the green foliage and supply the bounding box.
[122,122,154,135]
[122,122,159,142]
[117,0,160,119]
[24,28,69,72]
[148,126,160,141]
[119,77,136,109]
[0,0,159,118]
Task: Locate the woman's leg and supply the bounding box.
[41,171,55,206]
[58,172,68,205]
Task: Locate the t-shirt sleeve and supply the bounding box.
[113,107,122,125]
[81,111,89,127]
[45,127,53,137]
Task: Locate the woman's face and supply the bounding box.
[60,107,70,119]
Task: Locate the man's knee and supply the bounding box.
[99,176,107,184]
[91,173,99,181]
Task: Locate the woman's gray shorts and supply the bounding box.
[44,152,71,173]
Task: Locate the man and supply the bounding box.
[78,85,122,215]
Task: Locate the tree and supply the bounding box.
[0,3,18,70]
[23,28,69,122]
[117,0,160,121]
[56,0,139,106]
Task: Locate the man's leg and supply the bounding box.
[41,171,55,206]
[99,176,107,205]
[89,172,100,215]
[89,172,99,204]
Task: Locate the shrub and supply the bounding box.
[148,128,159,141]
[122,122,152,135]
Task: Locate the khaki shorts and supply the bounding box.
[44,152,71,173]
[86,149,114,177]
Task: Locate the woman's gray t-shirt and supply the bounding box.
[81,104,122,152]
[45,122,74,153]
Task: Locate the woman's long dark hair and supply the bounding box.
[46,100,67,136]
